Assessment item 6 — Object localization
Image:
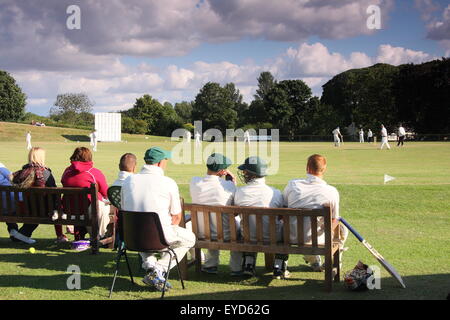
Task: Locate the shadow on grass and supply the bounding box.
[62,135,90,142]
[0,239,449,299]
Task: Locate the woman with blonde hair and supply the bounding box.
[8,147,58,244]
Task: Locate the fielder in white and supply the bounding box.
[234,156,287,278]
[367,129,373,143]
[359,128,364,143]
[194,131,201,147]
[397,123,406,147]
[332,127,343,147]
[379,124,391,150]
[283,154,348,272]
[89,130,97,152]
[190,153,242,275]
[26,131,32,150]
[185,130,192,143]
[244,130,251,145]
[121,147,196,292]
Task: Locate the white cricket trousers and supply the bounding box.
[380,137,391,149]
[359,135,364,143]
[333,135,340,147]
[140,225,196,273]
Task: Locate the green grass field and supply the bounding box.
[0,122,449,300]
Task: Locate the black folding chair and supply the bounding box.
[107,186,121,209]
[109,210,185,299]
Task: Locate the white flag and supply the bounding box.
[384,174,396,184]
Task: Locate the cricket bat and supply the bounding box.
[339,217,406,288]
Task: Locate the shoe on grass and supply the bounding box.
[9,229,36,244]
[243,264,256,277]
[142,270,172,292]
[230,270,245,277]
[310,262,324,272]
[201,266,218,274]
[273,268,290,279]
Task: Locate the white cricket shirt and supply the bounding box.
[111,171,133,187]
[121,165,182,242]
[283,174,340,244]
[234,177,283,242]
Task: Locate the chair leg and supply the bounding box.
[109,249,123,298]
[333,248,340,282]
[161,251,173,299]
[324,252,333,292]
[123,250,134,284]
[171,248,185,290]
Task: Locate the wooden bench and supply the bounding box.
[180,203,341,291]
[0,183,114,254]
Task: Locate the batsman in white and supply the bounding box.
[379,124,391,150]
[367,129,373,143]
[26,131,32,150]
[332,127,343,147]
[359,128,364,143]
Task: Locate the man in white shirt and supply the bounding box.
[367,129,373,143]
[26,131,32,150]
[111,153,137,187]
[121,147,196,292]
[194,131,201,147]
[359,128,364,143]
[379,124,391,150]
[283,154,348,272]
[190,153,242,275]
[397,123,406,147]
[332,127,343,147]
[234,156,286,278]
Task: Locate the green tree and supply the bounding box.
[50,93,94,125]
[192,82,238,132]
[174,101,193,124]
[0,70,27,122]
[254,71,277,101]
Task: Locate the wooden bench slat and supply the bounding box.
[30,193,38,217]
[6,190,13,216]
[204,210,211,240]
[256,214,263,245]
[242,212,250,244]
[311,216,318,247]
[191,210,198,236]
[39,193,46,218]
[229,213,237,242]
[216,211,223,243]
[269,215,277,245]
[297,216,304,246]
[282,215,290,245]
[13,191,21,216]
[0,190,4,217]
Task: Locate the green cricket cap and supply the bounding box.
[238,156,268,176]
[206,153,232,172]
[144,147,172,164]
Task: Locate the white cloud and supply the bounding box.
[375,44,433,65]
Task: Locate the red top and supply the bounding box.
[61,161,108,202]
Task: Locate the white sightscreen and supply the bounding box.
[94,113,121,142]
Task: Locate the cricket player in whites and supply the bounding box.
[194,131,201,147]
[397,123,406,147]
[26,131,32,150]
[185,130,192,143]
[89,130,98,152]
[379,124,391,150]
[359,128,364,143]
[283,154,348,272]
[244,130,251,145]
[332,127,343,147]
[234,156,286,278]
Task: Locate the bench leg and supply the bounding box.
[333,248,340,282]
[195,248,202,273]
[324,252,333,292]
[264,253,274,271]
[179,256,188,280]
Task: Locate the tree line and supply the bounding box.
[1,58,448,137]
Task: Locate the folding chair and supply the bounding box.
[109,210,185,299]
[107,186,122,250]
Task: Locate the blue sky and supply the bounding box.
[0,0,448,115]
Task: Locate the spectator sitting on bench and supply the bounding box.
[234,156,287,279]
[8,147,57,244]
[282,154,348,272]
[189,153,243,276]
[111,153,137,187]
[61,147,111,241]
